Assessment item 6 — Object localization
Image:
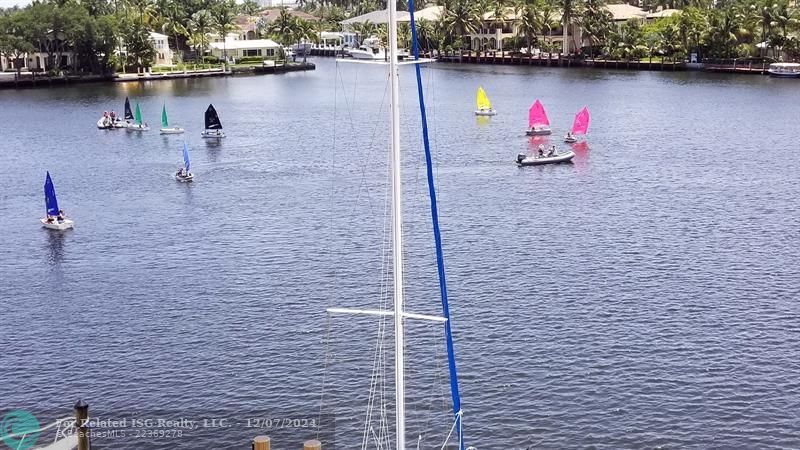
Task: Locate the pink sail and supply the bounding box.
[571,106,590,135]
[528,100,550,128]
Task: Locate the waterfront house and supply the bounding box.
[209,38,282,62]
[340,6,443,30]
[606,3,648,25]
[646,8,681,21]
[150,32,174,66]
[466,8,581,54]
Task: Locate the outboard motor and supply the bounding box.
[516,153,526,164]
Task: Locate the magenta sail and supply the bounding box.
[571,106,590,135]
[528,100,550,127]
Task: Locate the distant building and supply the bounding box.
[150,32,174,66]
[209,38,282,61]
[257,0,299,8]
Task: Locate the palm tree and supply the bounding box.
[210,0,237,62]
[560,0,577,56]
[442,0,481,53]
[770,0,798,56]
[514,0,539,59]
[295,19,316,62]
[157,0,187,58]
[490,0,506,56]
[188,9,212,60]
[581,0,612,59]
[267,8,299,46]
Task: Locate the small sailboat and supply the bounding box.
[126,103,149,131]
[526,99,552,136]
[175,142,194,182]
[200,104,225,138]
[565,106,590,143]
[517,144,574,166]
[115,97,134,128]
[160,103,185,134]
[474,86,497,116]
[40,172,74,230]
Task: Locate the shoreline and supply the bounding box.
[0,62,315,90]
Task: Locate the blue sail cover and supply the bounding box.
[183,142,191,172]
[408,4,464,449]
[44,171,59,216]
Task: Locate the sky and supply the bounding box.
[1,0,29,8]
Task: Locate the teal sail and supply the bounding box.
[182,142,190,172]
[44,171,60,216]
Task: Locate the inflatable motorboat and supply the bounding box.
[160,126,185,135]
[97,117,115,129]
[41,216,74,230]
[526,126,552,136]
[201,129,225,139]
[474,108,497,117]
[516,150,575,166]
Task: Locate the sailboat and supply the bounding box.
[474,86,497,116]
[117,97,134,128]
[175,142,194,182]
[526,99,552,135]
[126,103,149,131]
[564,106,590,143]
[40,172,74,230]
[200,104,225,138]
[326,2,474,450]
[160,103,185,135]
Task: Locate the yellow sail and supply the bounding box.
[476,86,492,110]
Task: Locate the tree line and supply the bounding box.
[1,0,798,76]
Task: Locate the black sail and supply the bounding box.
[124,97,133,120]
[205,104,222,130]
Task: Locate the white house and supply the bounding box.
[209,38,282,61]
[150,32,174,66]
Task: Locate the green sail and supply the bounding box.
[134,103,143,125]
[161,104,168,128]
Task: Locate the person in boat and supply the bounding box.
[537,144,545,157]
[57,209,65,222]
[46,216,55,223]
[110,111,117,122]
[547,145,556,157]
[566,131,573,139]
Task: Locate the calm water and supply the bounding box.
[2,59,799,449]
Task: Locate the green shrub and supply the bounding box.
[202,56,220,64]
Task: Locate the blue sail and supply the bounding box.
[44,171,60,217]
[183,142,191,172]
[408,4,464,449]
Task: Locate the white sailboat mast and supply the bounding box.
[387,0,405,447]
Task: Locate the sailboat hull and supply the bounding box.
[201,130,225,138]
[517,150,575,166]
[41,218,74,230]
[474,109,497,116]
[526,127,552,136]
[564,136,578,143]
[126,124,149,131]
[160,127,185,135]
[175,173,194,182]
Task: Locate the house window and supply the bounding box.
[266,49,275,57]
[243,49,262,57]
